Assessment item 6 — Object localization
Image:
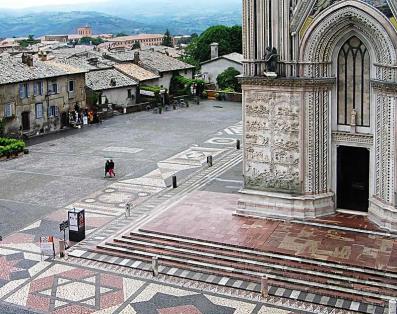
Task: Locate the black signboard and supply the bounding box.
[68,209,85,242]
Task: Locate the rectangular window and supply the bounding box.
[34,81,44,96]
[48,105,59,118]
[48,81,58,94]
[19,83,29,98]
[4,103,13,117]
[127,89,132,98]
[68,80,75,93]
[35,103,43,119]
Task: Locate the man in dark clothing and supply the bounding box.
[105,160,110,178]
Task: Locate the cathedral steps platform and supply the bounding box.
[91,229,396,303]
[75,191,397,313]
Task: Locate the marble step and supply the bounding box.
[94,241,390,305]
[109,237,396,297]
[135,230,397,280]
[118,234,397,290]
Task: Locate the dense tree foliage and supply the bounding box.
[187,25,242,63]
[18,35,40,48]
[162,29,174,47]
[78,37,104,45]
[216,67,241,92]
[132,41,141,49]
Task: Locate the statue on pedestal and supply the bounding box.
[264,47,279,77]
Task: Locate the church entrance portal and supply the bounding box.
[337,146,369,212]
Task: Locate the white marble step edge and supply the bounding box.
[95,243,393,301]
[135,230,397,279]
[110,237,396,291]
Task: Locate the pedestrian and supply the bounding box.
[104,160,110,178]
[109,160,115,177]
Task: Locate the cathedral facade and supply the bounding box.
[238,0,397,231]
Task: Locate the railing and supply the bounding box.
[242,60,332,79]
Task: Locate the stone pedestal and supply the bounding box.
[369,198,397,232]
[237,189,335,219]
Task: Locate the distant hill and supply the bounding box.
[0,0,242,38]
[0,11,149,38]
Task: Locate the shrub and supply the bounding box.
[0,138,25,157]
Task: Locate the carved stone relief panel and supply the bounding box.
[244,90,301,193]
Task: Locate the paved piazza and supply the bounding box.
[0,101,322,313]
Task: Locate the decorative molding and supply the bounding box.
[240,76,335,87]
[290,0,317,33]
[332,132,374,145]
[371,80,397,93]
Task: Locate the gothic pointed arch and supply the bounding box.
[299,0,397,77]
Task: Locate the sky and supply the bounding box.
[0,0,105,9]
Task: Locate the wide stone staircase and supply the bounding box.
[82,228,397,313]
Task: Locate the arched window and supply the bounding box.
[337,36,370,127]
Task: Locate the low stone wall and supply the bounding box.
[206,90,242,102]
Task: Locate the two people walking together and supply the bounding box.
[105,160,115,178]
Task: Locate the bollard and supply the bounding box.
[152,256,159,277]
[236,139,241,150]
[159,107,162,114]
[125,203,131,218]
[389,300,397,314]
[59,240,66,258]
[207,155,213,167]
[172,175,177,189]
[261,275,269,297]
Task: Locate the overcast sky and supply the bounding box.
[0,0,105,9]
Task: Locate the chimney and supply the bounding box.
[38,51,48,61]
[134,51,140,64]
[210,42,219,60]
[22,53,28,64]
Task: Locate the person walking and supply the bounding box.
[109,160,115,177]
[104,160,110,178]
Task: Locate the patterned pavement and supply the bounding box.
[0,118,322,313]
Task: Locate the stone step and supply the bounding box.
[89,244,385,309]
[109,237,396,298]
[135,230,397,280]
[96,241,390,304]
[119,234,397,290]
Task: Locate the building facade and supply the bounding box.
[0,55,87,136]
[238,0,397,232]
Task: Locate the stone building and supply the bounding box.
[238,0,397,232]
[0,54,87,136]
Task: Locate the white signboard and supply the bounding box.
[83,116,88,125]
[68,212,79,232]
[40,236,55,257]
[140,90,155,97]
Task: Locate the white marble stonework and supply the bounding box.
[240,0,397,231]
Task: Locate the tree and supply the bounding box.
[116,32,128,37]
[78,37,104,46]
[18,35,40,48]
[187,25,242,63]
[132,41,141,49]
[216,67,241,92]
[162,29,173,47]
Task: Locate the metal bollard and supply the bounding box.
[207,155,213,167]
[261,275,269,297]
[236,139,241,150]
[172,175,177,189]
[389,300,397,314]
[125,203,131,218]
[152,256,159,277]
[59,240,66,258]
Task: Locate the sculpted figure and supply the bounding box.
[264,47,279,73]
[313,0,334,15]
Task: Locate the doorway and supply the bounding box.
[21,111,30,131]
[337,146,369,212]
